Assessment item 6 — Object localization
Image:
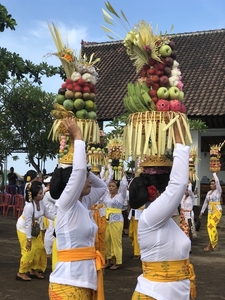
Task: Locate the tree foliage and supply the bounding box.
[0,79,58,172]
[0,4,66,85]
[0,4,17,32]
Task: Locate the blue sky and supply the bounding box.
[1,0,225,176]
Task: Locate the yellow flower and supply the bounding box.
[27,176,31,182]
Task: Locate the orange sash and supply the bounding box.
[57,246,105,300]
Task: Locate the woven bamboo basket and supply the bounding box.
[123,111,192,166]
[209,142,225,172]
[50,114,100,165]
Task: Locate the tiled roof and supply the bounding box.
[81,29,225,126]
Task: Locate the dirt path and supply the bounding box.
[0,214,225,300]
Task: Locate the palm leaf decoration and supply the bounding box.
[47,22,76,78]
[101,2,174,73]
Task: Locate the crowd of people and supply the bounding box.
[4,117,223,300]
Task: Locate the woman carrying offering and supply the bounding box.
[180,181,196,242]
[129,118,196,300]
[103,174,128,270]
[199,173,222,251]
[48,117,107,300]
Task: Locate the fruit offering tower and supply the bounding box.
[47,23,101,164]
[107,135,124,180]
[86,143,106,173]
[102,3,192,166]
[209,141,225,173]
[189,146,199,181]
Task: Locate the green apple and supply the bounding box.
[169,86,180,99]
[159,45,172,57]
[156,87,169,99]
[178,91,184,102]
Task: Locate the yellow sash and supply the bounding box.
[209,201,221,213]
[142,259,196,300]
[57,246,105,300]
[105,208,122,219]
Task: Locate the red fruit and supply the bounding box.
[155,63,165,71]
[151,75,159,83]
[156,99,170,111]
[145,78,153,87]
[142,64,150,71]
[164,57,174,67]
[180,103,186,113]
[83,86,91,93]
[156,70,164,77]
[152,97,158,104]
[148,59,156,66]
[159,75,169,87]
[164,67,171,77]
[171,50,177,60]
[151,82,159,90]
[74,85,82,92]
[76,78,85,86]
[92,88,97,94]
[169,99,182,112]
[141,70,147,77]
[149,89,157,97]
[66,83,73,91]
[66,79,73,84]
[61,83,67,89]
[169,40,176,50]
[147,68,156,76]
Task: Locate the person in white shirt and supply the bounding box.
[90,164,114,263]
[48,117,107,300]
[180,181,196,243]
[42,176,56,258]
[102,174,128,270]
[16,180,55,281]
[199,173,222,251]
[129,120,196,300]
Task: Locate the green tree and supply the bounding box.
[0,4,17,32]
[0,79,58,172]
[0,4,65,85]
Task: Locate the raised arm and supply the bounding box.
[142,117,190,227]
[199,192,209,216]
[82,172,107,209]
[57,118,86,211]
[187,182,195,205]
[119,174,128,201]
[213,172,222,195]
[100,164,114,186]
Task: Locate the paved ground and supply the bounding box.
[0,211,225,300]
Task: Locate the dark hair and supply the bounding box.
[129,173,170,209]
[25,180,43,202]
[24,170,37,182]
[109,180,120,189]
[191,180,196,192]
[50,167,72,199]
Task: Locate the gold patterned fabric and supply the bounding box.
[49,283,94,300]
[142,259,196,300]
[105,220,123,264]
[17,230,47,273]
[180,209,191,239]
[207,201,222,248]
[91,204,106,260]
[131,291,155,300]
[129,216,140,256]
